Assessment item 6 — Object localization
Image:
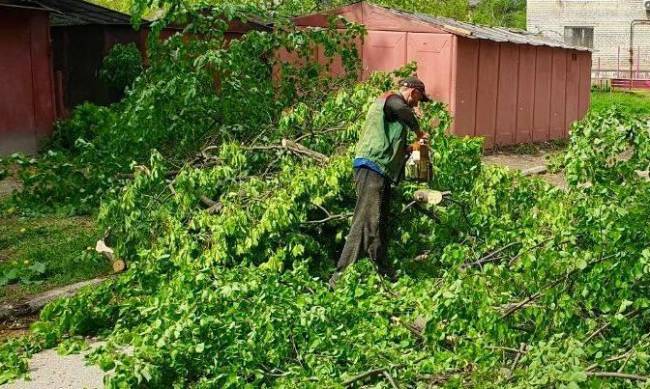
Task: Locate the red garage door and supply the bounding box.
[362,31,407,80]
[406,33,453,105]
[0,10,36,154]
[0,7,54,155]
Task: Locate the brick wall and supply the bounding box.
[528,0,650,76]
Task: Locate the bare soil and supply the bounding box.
[482,148,567,189]
[0,177,21,199]
[0,314,37,342]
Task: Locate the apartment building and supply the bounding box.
[528,0,650,77]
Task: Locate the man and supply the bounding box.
[329,76,430,287]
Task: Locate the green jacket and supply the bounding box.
[355,92,409,183]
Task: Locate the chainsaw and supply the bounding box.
[405,138,432,183]
[404,139,450,209]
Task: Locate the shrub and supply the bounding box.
[99,43,144,93]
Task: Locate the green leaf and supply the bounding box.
[29,261,47,274]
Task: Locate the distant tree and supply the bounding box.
[372,0,470,20]
[470,0,526,28]
[89,0,525,29]
[90,0,132,13]
[325,0,526,29]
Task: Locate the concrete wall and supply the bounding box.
[527,0,650,76]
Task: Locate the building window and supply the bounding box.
[564,27,594,48]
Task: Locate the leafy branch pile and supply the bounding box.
[2,4,363,215]
[2,4,650,389]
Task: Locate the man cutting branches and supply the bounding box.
[330,76,431,288]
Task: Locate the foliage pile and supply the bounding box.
[2,4,650,389]
[1,5,362,215]
[4,85,650,388]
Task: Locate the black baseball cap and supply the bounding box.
[399,76,431,102]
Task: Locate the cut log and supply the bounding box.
[442,24,472,36]
[95,240,126,273]
[521,166,547,176]
[0,278,107,321]
[95,239,114,260]
[414,189,447,206]
[112,259,127,273]
[281,139,329,164]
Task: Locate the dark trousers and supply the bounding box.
[336,167,392,275]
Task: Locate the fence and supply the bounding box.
[592,46,650,90]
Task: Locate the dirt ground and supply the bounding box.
[482,148,567,189]
[0,177,20,198]
[0,314,36,343]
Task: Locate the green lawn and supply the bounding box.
[0,214,111,302]
[591,89,650,117]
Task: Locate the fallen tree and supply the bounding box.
[0,278,107,322]
[1,4,650,389]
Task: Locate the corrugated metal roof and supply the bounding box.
[377,3,591,52]
[38,0,134,26]
[0,0,52,11]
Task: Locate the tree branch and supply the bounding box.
[200,195,223,214]
[383,371,400,389]
[586,371,649,381]
[281,138,329,163]
[585,309,640,344]
[501,253,618,318]
[294,125,344,142]
[342,356,427,387]
[245,139,329,164]
[302,212,352,225]
[510,343,527,371]
[463,242,521,269]
[508,239,569,266]
[342,368,386,386]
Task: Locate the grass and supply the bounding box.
[591,89,650,118]
[0,213,111,302]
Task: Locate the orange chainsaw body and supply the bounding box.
[407,140,432,182]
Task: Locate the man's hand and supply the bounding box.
[416,131,430,144]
